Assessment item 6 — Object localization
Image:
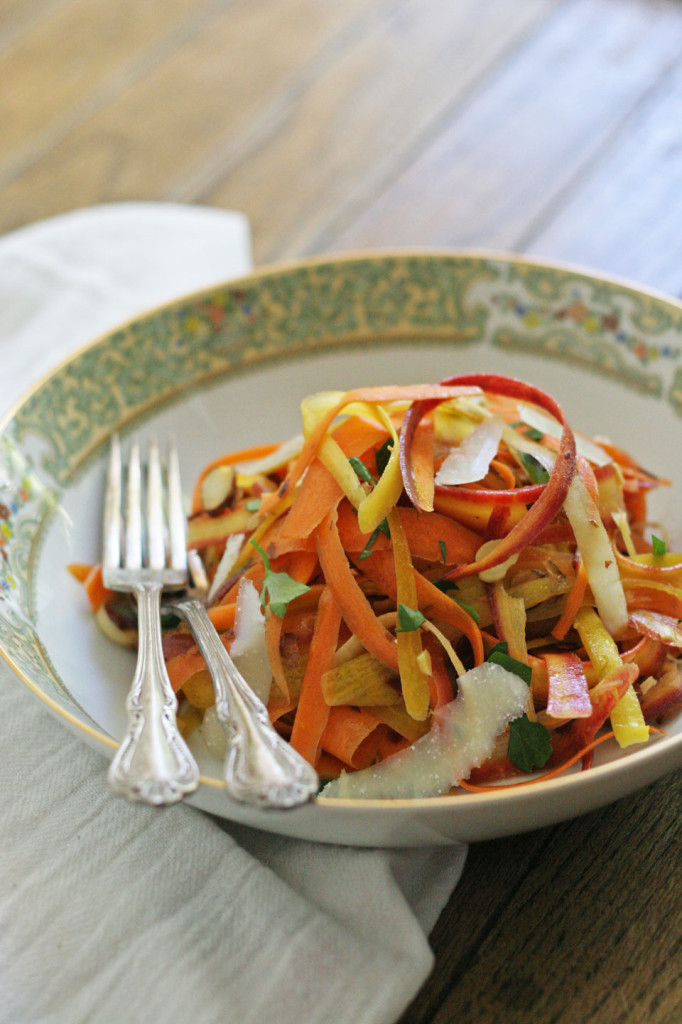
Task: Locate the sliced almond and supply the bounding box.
[200,464,235,513]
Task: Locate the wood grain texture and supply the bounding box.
[0,0,71,51]
[331,0,682,257]
[0,0,382,233]
[0,0,213,167]
[199,0,560,263]
[400,768,682,1024]
[525,56,682,296]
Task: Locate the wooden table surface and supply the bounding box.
[3,1,682,1021]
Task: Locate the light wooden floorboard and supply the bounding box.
[525,56,682,296]
[329,0,682,260]
[198,0,560,263]
[0,0,379,233]
[0,0,232,176]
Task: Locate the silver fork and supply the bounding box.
[169,565,319,810]
[103,436,200,805]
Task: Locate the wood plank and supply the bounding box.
[397,828,555,1024]
[199,0,560,263]
[0,0,382,234]
[0,0,70,54]
[0,0,221,171]
[524,57,682,297]
[401,768,682,1024]
[328,0,682,258]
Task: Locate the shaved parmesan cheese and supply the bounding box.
[502,425,555,474]
[207,532,245,602]
[230,577,272,704]
[435,415,505,486]
[518,402,611,467]
[322,662,528,799]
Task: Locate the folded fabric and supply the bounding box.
[0,203,467,1024]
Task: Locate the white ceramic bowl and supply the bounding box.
[2,252,681,846]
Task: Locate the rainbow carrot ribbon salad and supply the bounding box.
[72,374,682,798]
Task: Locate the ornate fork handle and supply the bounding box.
[172,598,318,809]
[107,582,200,805]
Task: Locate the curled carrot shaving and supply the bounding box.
[68,563,112,613]
[207,603,236,631]
[352,548,485,666]
[277,458,342,542]
[315,510,399,671]
[279,384,481,508]
[320,706,388,769]
[265,610,289,701]
[290,587,342,766]
[409,420,435,512]
[489,458,517,489]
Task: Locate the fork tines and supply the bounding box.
[103,435,186,586]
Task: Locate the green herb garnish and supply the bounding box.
[375,438,394,477]
[396,603,426,632]
[487,648,532,686]
[245,497,262,512]
[520,452,550,484]
[433,578,459,594]
[348,456,375,485]
[507,715,553,772]
[652,534,667,556]
[249,540,311,617]
[439,540,447,564]
[486,640,509,659]
[511,421,544,442]
[358,518,390,560]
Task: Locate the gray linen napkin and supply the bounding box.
[0,203,467,1024]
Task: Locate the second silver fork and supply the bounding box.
[103,436,200,806]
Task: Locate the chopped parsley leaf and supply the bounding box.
[348,456,375,485]
[249,539,311,618]
[508,715,553,772]
[396,604,426,632]
[652,534,667,556]
[375,438,394,477]
[487,649,532,686]
[520,452,550,484]
[358,518,390,561]
[433,578,459,594]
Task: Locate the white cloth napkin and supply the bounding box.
[0,204,467,1024]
